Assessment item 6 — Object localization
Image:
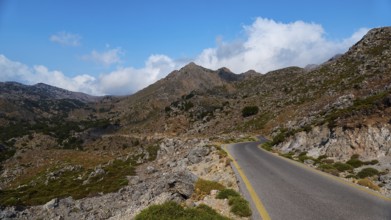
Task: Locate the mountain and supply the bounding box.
[1,27,391,217]
[0,82,100,102]
[109,62,246,132]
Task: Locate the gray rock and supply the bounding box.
[185,200,196,208]
[0,208,17,219]
[74,201,85,212]
[167,161,176,168]
[178,158,189,167]
[146,166,156,174]
[188,146,210,164]
[136,157,144,164]
[379,173,391,190]
[167,171,198,199]
[323,94,355,113]
[83,167,106,185]
[58,196,74,208]
[89,168,105,178]
[128,175,141,185]
[44,198,59,210]
[132,190,142,201]
[304,159,315,165]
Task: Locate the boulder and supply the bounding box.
[146,166,156,174]
[188,146,210,164]
[379,173,391,190]
[44,198,59,210]
[0,208,17,219]
[167,171,198,199]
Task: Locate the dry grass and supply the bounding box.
[193,179,225,200]
[357,178,380,191]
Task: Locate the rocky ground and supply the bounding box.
[0,138,245,220]
[275,123,391,197]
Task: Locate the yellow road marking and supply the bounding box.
[259,146,391,202]
[224,145,272,220]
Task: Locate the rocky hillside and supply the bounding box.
[1,26,391,218]
[109,62,255,134]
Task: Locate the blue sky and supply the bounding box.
[0,0,390,95]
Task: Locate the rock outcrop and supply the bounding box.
[278,124,391,160]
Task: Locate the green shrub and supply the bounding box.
[318,164,335,170]
[351,154,360,160]
[346,174,357,179]
[333,162,353,172]
[146,144,159,161]
[242,106,259,117]
[346,159,363,168]
[183,101,194,111]
[357,168,379,178]
[318,164,339,176]
[363,160,379,165]
[317,155,328,160]
[0,148,16,163]
[194,179,225,200]
[261,142,273,151]
[210,145,227,158]
[228,196,252,217]
[216,189,240,199]
[297,152,314,163]
[134,201,230,220]
[370,159,379,165]
[322,159,334,164]
[271,129,289,145]
[313,155,327,164]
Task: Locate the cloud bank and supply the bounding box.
[50,31,81,47]
[2,18,368,95]
[196,18,368,73]
[0,54,177,96]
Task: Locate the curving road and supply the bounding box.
[226,141,391,220]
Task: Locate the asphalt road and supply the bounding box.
[226,141,391,220]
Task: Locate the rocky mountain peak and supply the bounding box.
[217,67,242,82]
[241,70,261,79]
[180,62,206,72]
[362,27,391,42]
[217,67,233,73]
[347,27,391,58]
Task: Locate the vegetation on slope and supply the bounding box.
[135,201,230,220]
[0,158,136,206]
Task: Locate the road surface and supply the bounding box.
[226,141,391,220]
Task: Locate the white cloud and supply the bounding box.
[1,18,370,96]
[50,31,81,46]
[98,54,178,94]
[0,54,178,96]
[195,18,369,73]
[0,54,100,95]
[81,48,124,66]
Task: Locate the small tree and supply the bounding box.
[242,106,259,117]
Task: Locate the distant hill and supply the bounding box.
[0,82,100,103]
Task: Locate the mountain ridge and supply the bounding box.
[1,27,391,217]
[0,81,100,103]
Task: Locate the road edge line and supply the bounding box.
[224,145,272,220]
[259,146,391,202]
